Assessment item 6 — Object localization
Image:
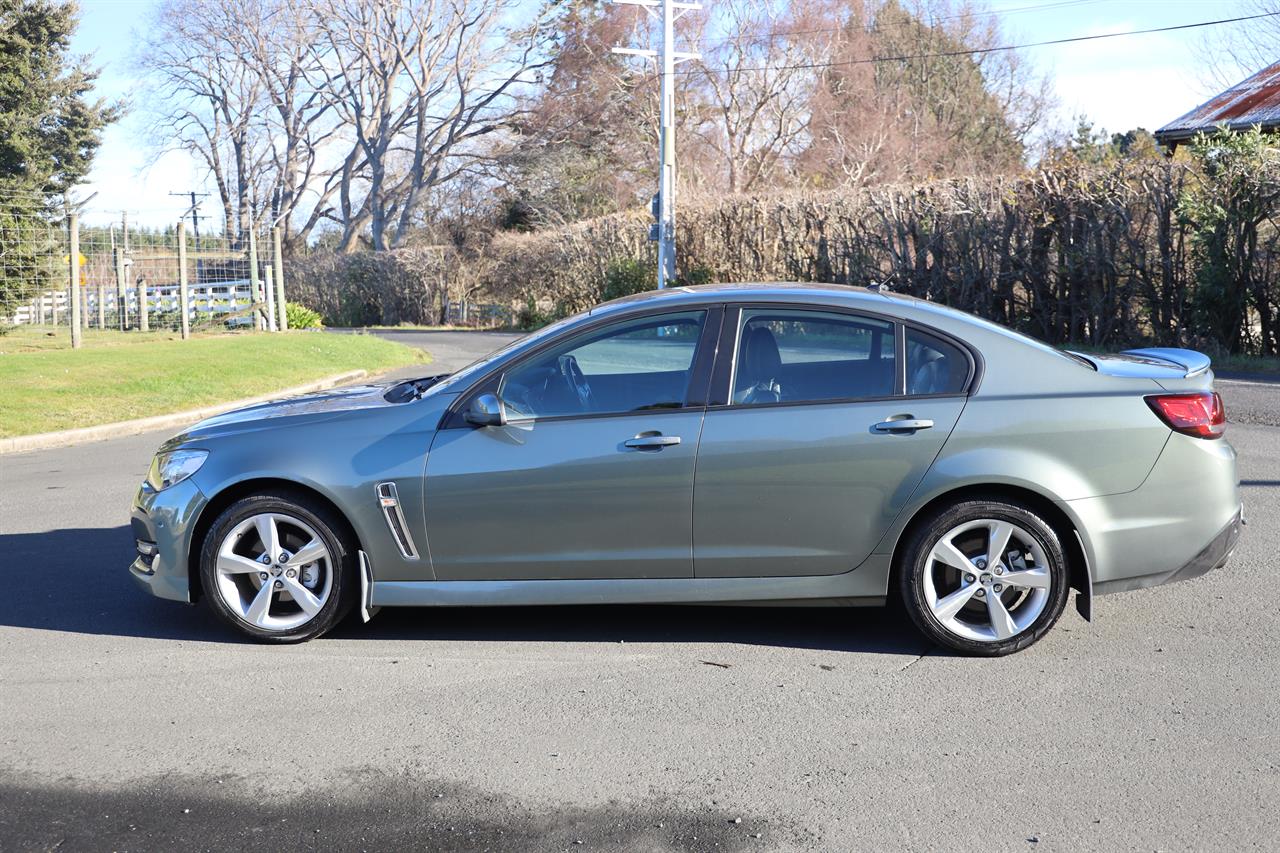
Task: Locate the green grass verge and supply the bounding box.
[0,327,427,437]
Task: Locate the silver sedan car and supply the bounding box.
[130,284,1243,655]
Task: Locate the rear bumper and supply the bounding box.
[1093,506,1243,595]
[1066,431,1240,595]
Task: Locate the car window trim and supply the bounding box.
[443,305,722,428]
[710,302,902,409]
[903,323,980,397]
[703,301,981,409]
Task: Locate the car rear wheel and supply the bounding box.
[199,491,356,643]
[899,498,1070,656]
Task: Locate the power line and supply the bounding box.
[685,10,1280,75]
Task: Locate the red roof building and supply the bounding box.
[1155,61,1280,149]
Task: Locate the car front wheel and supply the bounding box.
[899,498,1070,656]
[199,491,356,643]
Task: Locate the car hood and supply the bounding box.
[167,375,455,445]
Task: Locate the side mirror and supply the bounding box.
[465,393,507,427]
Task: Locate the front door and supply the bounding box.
[425,308,716,581]
[693,308,970,578]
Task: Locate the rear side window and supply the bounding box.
[906,328,970,395]
[732,309,896,405]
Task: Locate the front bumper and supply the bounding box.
[129,477,208,603]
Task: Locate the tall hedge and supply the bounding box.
[292,157,1279,355]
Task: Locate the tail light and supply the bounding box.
[1145,392,1226,439]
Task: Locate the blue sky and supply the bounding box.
[71,0,1258,227]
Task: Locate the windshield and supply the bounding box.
[429,312,585,394]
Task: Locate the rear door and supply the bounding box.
[692,307,970,578]
[424,308,719,581]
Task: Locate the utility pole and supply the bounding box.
[177,219,190,340]
[170,191,208,251]
[613,0,701,289]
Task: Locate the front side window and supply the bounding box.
[732,309,896,405]
[499,310,706,419]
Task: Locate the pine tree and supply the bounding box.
[0,0,119,212]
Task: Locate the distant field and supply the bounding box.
[0,327,426,437]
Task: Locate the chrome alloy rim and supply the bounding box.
[214,512,333,632]
[921,519,1052,643]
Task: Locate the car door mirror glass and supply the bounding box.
[465,393,507,427]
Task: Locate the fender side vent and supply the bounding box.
[376,482,420,560]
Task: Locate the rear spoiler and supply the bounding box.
[1120,348,1212,378]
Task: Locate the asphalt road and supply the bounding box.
[2,332,1278,852]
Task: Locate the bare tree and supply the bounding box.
[141,0,344,249]
[800,0,1052,189]
[303,0,558,251]
[141,0,268,244]
[1195,0,1280,92]
[685,0,823,194]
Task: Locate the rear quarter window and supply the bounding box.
[906,328,970,395]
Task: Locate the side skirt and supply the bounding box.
[371,572,886,609]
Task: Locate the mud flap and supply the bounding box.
[358,550,381,623]
[1073,530,1093,622]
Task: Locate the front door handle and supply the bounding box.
[873,417,934,433]
[624,433,681,450]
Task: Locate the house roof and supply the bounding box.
[1155,61,1280,146]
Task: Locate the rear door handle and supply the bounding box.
[624,434,681,450]
[873,418,934,433]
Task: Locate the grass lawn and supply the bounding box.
[0,327,427,437]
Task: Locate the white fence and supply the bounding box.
[10,280,264,328]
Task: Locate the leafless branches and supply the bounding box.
[142,0,554,251]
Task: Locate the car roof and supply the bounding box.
[591,282,894,315]
[589,281,1076,365]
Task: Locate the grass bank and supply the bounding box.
[0,327,427,437]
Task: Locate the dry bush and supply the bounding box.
[288,247,454,326]
[474,160,1197,348]
[290,159,1277,352]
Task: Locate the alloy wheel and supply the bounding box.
[213,512,333,632]
[920,518,1052,643]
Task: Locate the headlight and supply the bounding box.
[146,449,208,491]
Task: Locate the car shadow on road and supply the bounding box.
[335,602,934,657]
[3,525,935,655]
[0,525,229,642]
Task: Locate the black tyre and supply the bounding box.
[198,490,357,643]
[898,497,1070,656]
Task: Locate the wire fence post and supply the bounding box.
[96,275,105,329]
[114,244,126,331]
[248,225,262,331]
[272,225,287,331]
[264,265,278,331]
[137,271,149,332]
[177,219,190,340]
[68,213,82,349]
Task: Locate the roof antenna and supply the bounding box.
[868,274,896,293]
